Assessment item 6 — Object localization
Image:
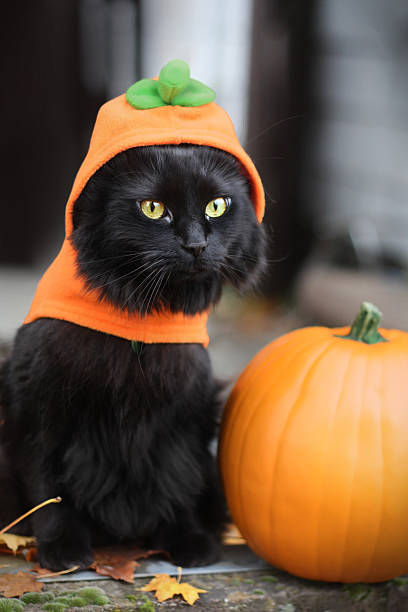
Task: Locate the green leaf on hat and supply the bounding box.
[126,60,215,110]
[171,78,216,107]
[126,78,164,109]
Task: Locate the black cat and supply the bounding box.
[0,144,265,570]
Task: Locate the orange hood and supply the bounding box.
[24,62,265,346]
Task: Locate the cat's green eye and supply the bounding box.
[205,197,230,218]
[140,200,166,219]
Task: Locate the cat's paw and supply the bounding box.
[168,532,221,567]
[37,539,93,572]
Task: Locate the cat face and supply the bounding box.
[72,145,266,315]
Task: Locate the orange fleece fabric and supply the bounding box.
[24,93,265,345]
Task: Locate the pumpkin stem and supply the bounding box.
[335,301,388,344]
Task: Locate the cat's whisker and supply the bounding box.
[90,267,145,291]
[138,267,166,316]
[222,262,247,274]
[81,253,148,280]
[221,262,246,279]
[240,251,289,265]
[144,269,166,314]
[82,252,160,279]
[149,269,171,313]
[121,263,165,311]
[146,271,166,312]
[76,250,159,265]
[218,264,244,288]
[90,258,165,292]
[162,270,172,293]
[144,269,166,316]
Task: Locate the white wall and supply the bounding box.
[140,0,254,142]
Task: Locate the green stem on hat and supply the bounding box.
[158,60,190,103]
[335,301,388,344]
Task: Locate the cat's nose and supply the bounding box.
[182,241,207,257]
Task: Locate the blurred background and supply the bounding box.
[1,0,408,378]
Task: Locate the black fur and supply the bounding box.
[0,145,265,570]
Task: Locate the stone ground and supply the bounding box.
[14,571,408,612]
[1,286,408,611]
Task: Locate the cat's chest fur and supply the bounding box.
[2,318,219,538]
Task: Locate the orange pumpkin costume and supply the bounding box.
[24,62,264,346]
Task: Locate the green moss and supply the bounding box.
[53,598,71,606]
[21,592,54,604]
[68,597,87,607]
[138,595,155,612]
[260,575,278,583]
[77,587,110,606]
[42,604,68,612]
[40,592,55,603]
[125,595,137,602]
[253,589,265,595]
[0,599,25,612]
[20,593,41,605]
[393,576,408,586]
[343,583,371,602]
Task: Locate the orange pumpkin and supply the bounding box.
[218,302,408,583]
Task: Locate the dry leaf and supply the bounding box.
[32,564,79,578]
[23,547,37,562]
[91,555,138,583]
[142,573,207,605]
[0,571,43,597]
[0,534,36,554]
[222,523,246,545]
[33,545,164,583]
[90,545,163,583]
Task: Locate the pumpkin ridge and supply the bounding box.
[337,354,367,580]
[220,330,316,490]
[219,332,297,467]
[233,334,320,546]
[220,329,311,459]
[266,340,336,569]
[224,333,325,547]
[363,353,385,582]
[314,349,354,580]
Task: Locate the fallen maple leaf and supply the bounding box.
[222,523,246,545]
[32,545,164,583]
[90,545,163,583]
[141,573,207,605]
[0,571,43,598]
[0,534,36,554]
